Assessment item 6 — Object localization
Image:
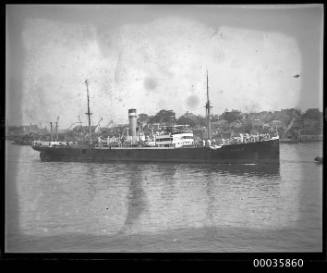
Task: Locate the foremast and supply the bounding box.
[205,70,212,140]
[85,80,93,145]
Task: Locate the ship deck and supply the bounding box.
[94,146,200,150]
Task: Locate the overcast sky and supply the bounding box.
[6,4,323,128]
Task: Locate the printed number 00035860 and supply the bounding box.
[253,259,303,268]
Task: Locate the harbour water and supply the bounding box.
[5,141,323,252]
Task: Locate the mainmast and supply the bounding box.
[205,70,212,140]
[85,80,93,145]
[55,116,59,141]
[50,122,53,142]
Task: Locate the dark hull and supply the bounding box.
[32,139,279,164]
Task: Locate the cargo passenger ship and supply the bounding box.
[32,73,280,164]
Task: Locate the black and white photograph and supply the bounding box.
[4,4,324,257]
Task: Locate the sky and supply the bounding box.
[6,4,323,128]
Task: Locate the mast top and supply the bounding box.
[205,69,212,110]
[85,79,93,115]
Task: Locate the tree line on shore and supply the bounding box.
[6,107,323,142]
[136,108,323,140]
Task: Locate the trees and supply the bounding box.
[240,119,253,134]
[138,113,150,124]
[220,110,242,123]
[149,110,176,124]
[177,112,206,127]
[177,115,196,127]
[301,108,322,135]
[302,108,321,120]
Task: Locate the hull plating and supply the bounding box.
[32,139,280,164]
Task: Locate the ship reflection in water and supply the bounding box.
[117,163,282,235]
[6,142,322,252]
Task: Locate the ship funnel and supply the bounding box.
[128,109,137,139]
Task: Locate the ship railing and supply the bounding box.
[218,133,278,146]
[32,140,50,147]
[32,140,74,147]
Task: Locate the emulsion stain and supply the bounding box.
[186,95,200,109]
[144,77,157,91]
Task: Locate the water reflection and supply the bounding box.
[120,164,148,234]
[155,164,178,202]
[12,151,284,237]
[6,142,322,251]
[115,162,281,235]
[204,169,281,229]
[84,165,98,202]
[200,162,280,178]
[206,175,217,227]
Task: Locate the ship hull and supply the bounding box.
[32,139,279,164]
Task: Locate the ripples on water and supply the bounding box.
[5,142,322,252]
